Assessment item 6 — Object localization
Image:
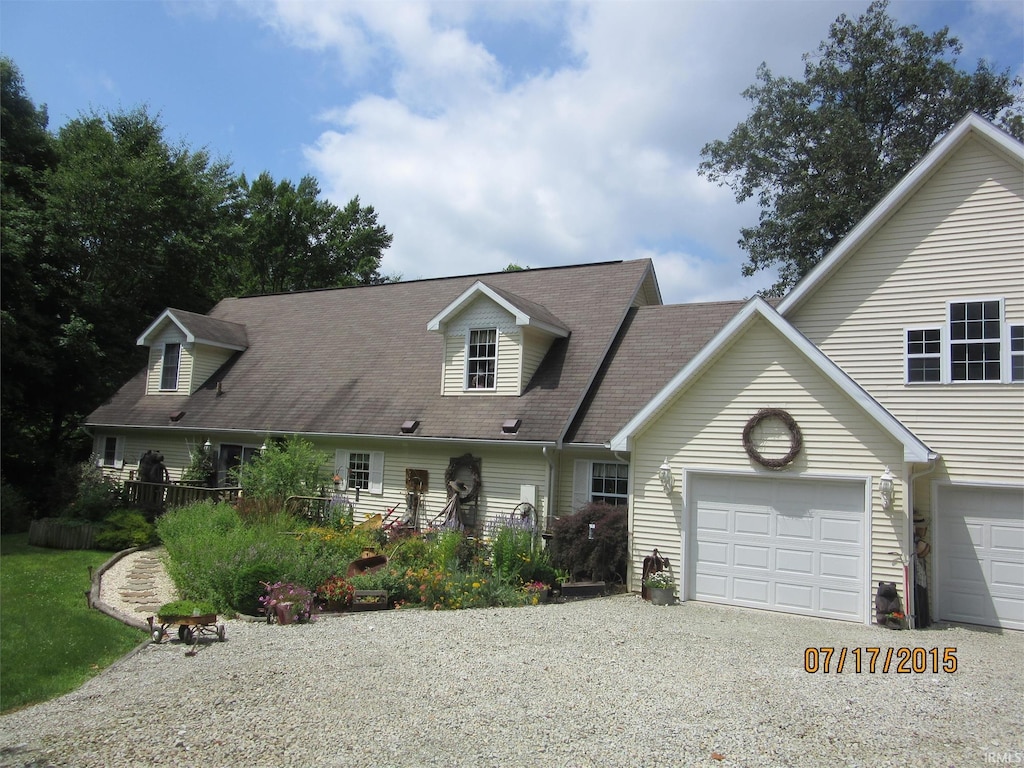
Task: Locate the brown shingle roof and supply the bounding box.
[88,260,657,443]
[565,300,747,445]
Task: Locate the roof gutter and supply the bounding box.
[84,423,558,449]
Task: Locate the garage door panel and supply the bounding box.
[776,515,814,540]
[696,507,730,534]
[698,541,729,566]
[937,485,1024,631]
[821,517,862,545]
[821,552,861,580]
[992,596,1024,624]
[734,544,770,570]
[991,560,1024,588]
[733,578,771,605]
[775,548,813,575]
[990,526,1024,552]
[694,572,728,599]
[774,583,814,611]
[735,510,770,536]
[819,588,863,619]
[692,476,866,623]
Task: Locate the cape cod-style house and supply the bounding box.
[87,114,1023,630]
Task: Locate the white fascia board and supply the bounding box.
[136,308,181,346]
[610,298,934,463]
[426,281,569,337]
[136,309,247,351]
[779,114,1024,317]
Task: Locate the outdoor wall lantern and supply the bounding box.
[879,467,895,511]
[259,441,268,454]
[203,439,212,452]
[658,459,675,495]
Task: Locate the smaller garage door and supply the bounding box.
[692,475,867,623]
[936,485,1024,631]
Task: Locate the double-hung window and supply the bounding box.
[1010,325,1024,382]
[906,328,941,383]
[466,329,497,390]
[949,300,1001,382]
[95,435,124,469]
[573,460,628,508]
[160,342,181,390]
[335,450,384,495]
[905,299,1020,384]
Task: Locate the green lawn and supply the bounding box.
[0,534,147,713]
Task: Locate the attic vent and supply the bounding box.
[501,418,522,434]
[401,420,420,434]
[169,411,186,422]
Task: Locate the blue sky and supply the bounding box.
[3,1,1021,304]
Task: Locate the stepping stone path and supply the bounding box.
[118,553,165,615]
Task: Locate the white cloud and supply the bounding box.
[244,0,1016,303]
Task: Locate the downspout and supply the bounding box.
[905,454,938,630]
[542,446,558,530]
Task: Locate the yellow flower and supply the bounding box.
[472,582,481,589]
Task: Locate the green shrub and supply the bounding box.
[64,461,122,522]
[549,503,628,583]
[94,510,158,551]
[233,435,329,500]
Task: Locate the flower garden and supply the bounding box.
[155,499,580,620]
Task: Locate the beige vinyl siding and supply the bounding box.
[146,326,192,394]
[96,432,200,484]
[317,440,551,530]
[189,346,235,394]
[440,296,522,396]
[789,136,1024,485]
[520,327,552,390]
[628,318,907,597]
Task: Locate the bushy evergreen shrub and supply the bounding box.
[94,510,158,550]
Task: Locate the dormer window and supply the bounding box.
[467,329,497,390]
[160,343,181,390]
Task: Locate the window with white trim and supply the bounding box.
[94,435,124,469]
[335,450,384,495]
[466,328,497,390]
[573,459,628,508]
[1011,325,1023,382]
[160,342,181,390]
[949,300,1002,382]
[906,328,941,383]
[905,300,1020,384]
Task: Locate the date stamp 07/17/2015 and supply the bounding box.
[803,646,958,674]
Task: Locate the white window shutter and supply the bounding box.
[92,435,102,465]
[572,459,591,510]
[114,438,124,469]
[335,450,350,491]
[368,452,384,495]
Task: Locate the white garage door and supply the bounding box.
[692,475,867,622]
[936,485,1024,631]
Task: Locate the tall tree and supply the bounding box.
[699,0,1022,296]
[216,172,393,297]
[1,57,59,491]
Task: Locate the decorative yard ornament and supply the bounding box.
[742,408,803,469]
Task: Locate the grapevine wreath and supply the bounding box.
[742,408,803,469]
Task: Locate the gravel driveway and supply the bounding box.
[0,596,1021,767]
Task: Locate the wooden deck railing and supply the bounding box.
[123,481,242,511]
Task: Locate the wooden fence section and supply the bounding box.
[28,518,98,550]
[123,481,242,512]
